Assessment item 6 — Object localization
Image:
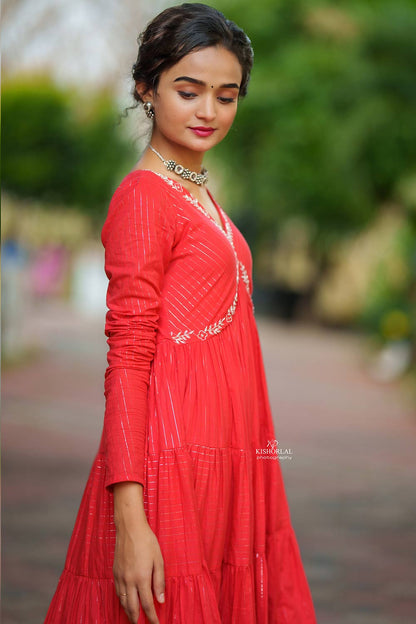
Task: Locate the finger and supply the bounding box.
[122,585,141,624]
[138,581,159,624]
[152,556,165,604]
[112,567,121,598]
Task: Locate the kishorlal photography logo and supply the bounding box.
[255,439,293,461]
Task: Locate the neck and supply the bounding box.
[149,133,205,172]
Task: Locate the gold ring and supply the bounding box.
[120,592,128,597]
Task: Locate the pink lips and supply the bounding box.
[190,127,215,137]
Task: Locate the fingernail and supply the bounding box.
[158,593,165,603]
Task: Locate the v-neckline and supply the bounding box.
[131,168,228,236]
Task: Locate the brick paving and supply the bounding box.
[2,299,416,623]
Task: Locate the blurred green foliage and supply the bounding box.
[2,77,136,223]
[210,0,416,368]
[359,217,416,342]
[211,0,416,259]
[2,1,416,362]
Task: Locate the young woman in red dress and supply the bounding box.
[44,3,317,623]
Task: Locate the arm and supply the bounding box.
[101,176,173,622]
[101,176,173,490]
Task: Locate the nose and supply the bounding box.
[195,94,216,121]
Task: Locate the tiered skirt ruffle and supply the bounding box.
[44,291,316,623]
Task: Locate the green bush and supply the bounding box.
[2,77,136,223]
[211,0,416,261]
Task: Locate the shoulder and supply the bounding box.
[102,170,175,245]
[110,169,173,207]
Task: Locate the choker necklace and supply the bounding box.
[149,145,208,186]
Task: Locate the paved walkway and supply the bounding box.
[2,299,416,623]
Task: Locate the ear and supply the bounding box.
[135,81,154,102]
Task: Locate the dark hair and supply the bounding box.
[130,2,253,112]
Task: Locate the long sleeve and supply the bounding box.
[100,175,174,490]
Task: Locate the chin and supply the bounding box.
[178,140,217,153]
[189,135,226,152]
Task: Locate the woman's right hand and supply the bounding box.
[113,482,165,624]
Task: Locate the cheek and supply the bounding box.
[219,106,238,130]
[157,93,186,121]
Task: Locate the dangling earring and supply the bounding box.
[143,101,155,119]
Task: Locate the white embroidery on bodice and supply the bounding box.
[150,172,254,343]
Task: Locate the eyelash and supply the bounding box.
[178,91,235,104]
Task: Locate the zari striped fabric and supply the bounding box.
[44,170,317,623]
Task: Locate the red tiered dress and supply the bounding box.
[44,169,317,623]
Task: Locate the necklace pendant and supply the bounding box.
[165,159,176,172]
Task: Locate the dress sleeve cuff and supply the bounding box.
[104,471,145,491]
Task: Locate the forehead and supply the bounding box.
[162,46,243,85]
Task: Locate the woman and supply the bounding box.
[44,4,317,623]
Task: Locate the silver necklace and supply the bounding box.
[149,145,208,186]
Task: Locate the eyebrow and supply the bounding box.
[173,76,240,89]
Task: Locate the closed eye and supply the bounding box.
[178,91,236,103]
[178,91,197,99]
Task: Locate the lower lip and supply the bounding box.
[190,128,215,137]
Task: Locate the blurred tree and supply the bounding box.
[211,0,416,266]
[2,77,136,223]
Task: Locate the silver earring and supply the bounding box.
[143,101,155,119]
